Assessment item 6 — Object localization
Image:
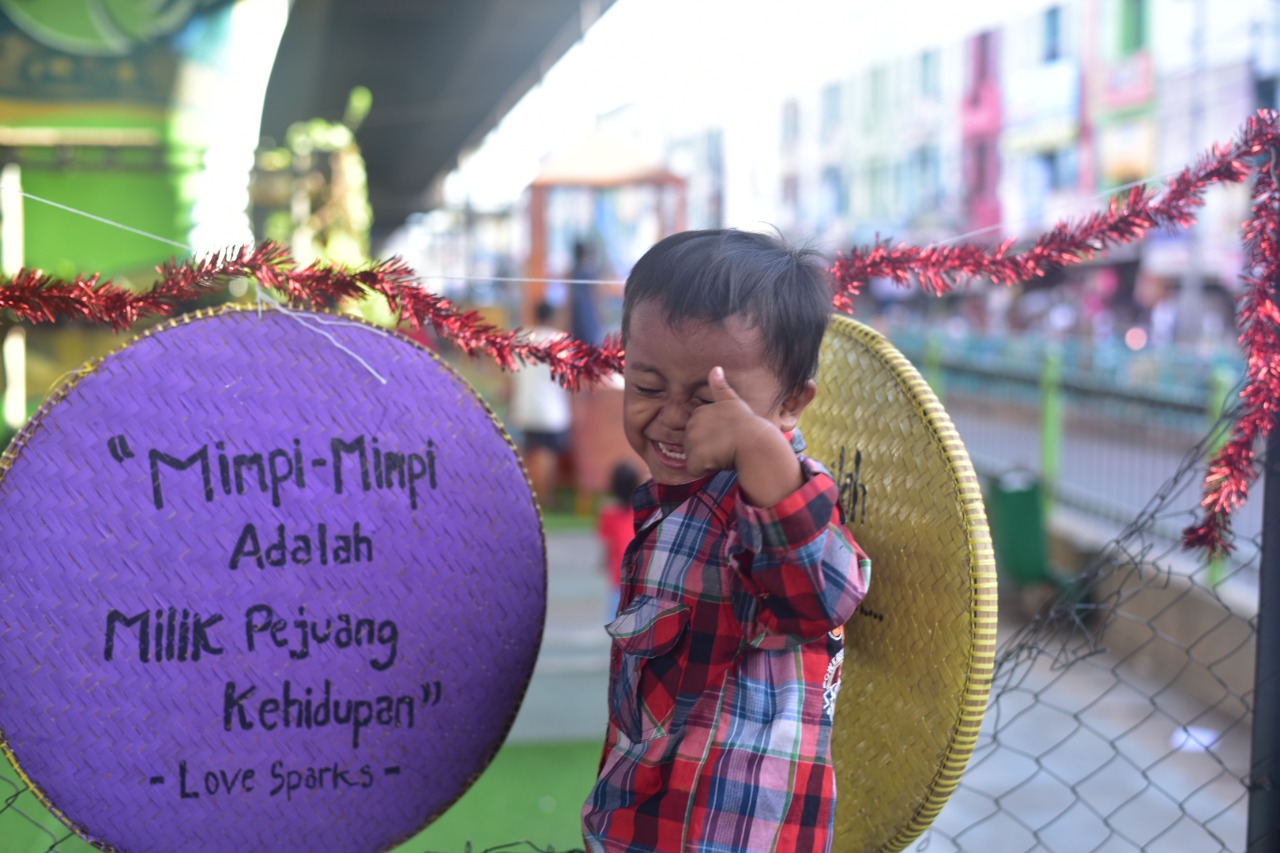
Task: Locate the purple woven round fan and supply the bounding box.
[0,308,546,852]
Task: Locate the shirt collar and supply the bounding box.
[634,474,713,520]
[631,427,807,528]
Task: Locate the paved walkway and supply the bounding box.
[507,528,611,744]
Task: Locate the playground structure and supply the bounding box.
[523,131,687,504]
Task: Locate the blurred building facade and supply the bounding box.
[406,0,1280,353]
[692,0,1277,346]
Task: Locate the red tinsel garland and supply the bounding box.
[1181,135,1280,555]
[829,140,1257,310]
[0,242,624,392]
[4,113,1280,554]
[829,110,1280,556]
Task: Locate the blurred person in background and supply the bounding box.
[597,459,641,620]
[511,301,573,510]
[570,238,603,347]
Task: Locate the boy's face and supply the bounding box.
[622,301,813,486]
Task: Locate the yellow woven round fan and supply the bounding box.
[799,315,998,852]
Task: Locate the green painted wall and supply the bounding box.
[0,1,236,278]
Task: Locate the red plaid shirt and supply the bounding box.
[582,432,870,852]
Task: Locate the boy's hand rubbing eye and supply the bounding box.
[685,366,776,476]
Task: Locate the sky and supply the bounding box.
[447,0,1059,209]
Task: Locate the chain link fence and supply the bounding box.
[923,427,1259,851]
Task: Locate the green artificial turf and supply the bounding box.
[539,508,595,533]
[0,759,95,853]
[397,739,599,853]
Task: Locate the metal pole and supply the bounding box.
[1,161,22,276]
[1246,7,1280,843]
[1206,366,1234,585]
[923,332,945,401]
[1249,419,1280,849]
[1040,342,1063,518]
[1248,141,1280,846]
[1,161,25,433]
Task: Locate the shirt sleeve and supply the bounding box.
[730,456,870,646]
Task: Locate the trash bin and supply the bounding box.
[985,469,1050,587]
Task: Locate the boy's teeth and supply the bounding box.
[658,442,686,460]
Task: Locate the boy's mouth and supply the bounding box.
[653,440,687,464]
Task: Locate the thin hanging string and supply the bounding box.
[256,288,389,384]
[6,183,625,290]
[413,273,624,286]
[414,169,1212,279]
[417,166,1184,284]
[3,184,389,384]
[7,187,192,250]
[935,167,1191,247]
[0,159,1203,296]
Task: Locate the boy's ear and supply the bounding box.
[777,380,818,431]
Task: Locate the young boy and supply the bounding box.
[582,229,870,852]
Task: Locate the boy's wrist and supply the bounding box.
[735,425,804,507]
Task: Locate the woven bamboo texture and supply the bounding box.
[800,315,998,851]
[0,306,545,853]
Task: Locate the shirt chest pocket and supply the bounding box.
[606,595,690,743]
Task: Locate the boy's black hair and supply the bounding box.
[609,460,641,504]
[621,229,833,397]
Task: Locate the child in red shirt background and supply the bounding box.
[598,460,641,620]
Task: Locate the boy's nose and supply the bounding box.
[657,400,694,430]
